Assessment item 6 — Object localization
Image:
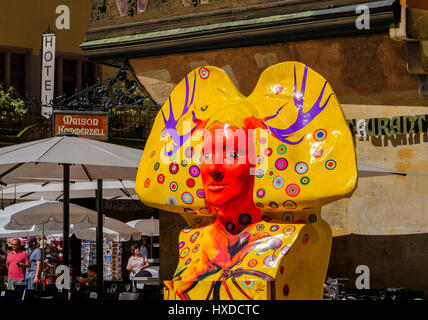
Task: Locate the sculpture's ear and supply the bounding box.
[135,66,243,225]
[247,62,357,217]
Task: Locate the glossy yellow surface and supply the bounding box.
[136,62,357,300]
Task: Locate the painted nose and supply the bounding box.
[209,168,224,182]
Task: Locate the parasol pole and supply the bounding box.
[96,179,104,292]
[42,224,45,290]
[63,164,70,268]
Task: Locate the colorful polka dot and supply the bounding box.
[226,222,236,233]
[185,258,192,265]
[169,162,179,174]
[154,162,160,171]
[264,255,276,267]
[184,208,196,214]
[282,213,293,222]
[238,213,252,226]
[267,168,276,179]
[186,178,195,188]
[283,284,289,297]
[314,129,327,141]
[309,214,317,223]
[190,231,200,243]
[169,181,178,192]
[325,159,337,170]
[303,234,309,244]
[196,189,205,199]
[192,244,200,253]
[283,226,296,235]
[255,202,264,208]
[260,137,267,145]
[286,184,300,197]
[275,158,288,170]
[180,247,190,259]
[256,224,265,231]
[199,207,211,215]
[201,105,208,112]
[283,200,297,209]
[144,178,150,188]
[300,176,310,185]
[269,201,279,209]
[248,259,258,268]
[260,232,270,239]
[150,150,156,158]
[277,144,287,155]
[242,280,255,289]
[167,195,177,206]
[255,168,264,178]
[264,148,273,157]
[178,241,185,249]
[189,165,200,177]
[273,176,284,189]
[256,188,266,198]
[181,192,194,204]
[157,174,165,184]
[295,162,308,175]
[270,225,279,232]
[199,67,210,79]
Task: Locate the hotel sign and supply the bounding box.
[53,111,108,140]
[41,33,56,119]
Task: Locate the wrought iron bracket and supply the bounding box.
[419,74,428,97]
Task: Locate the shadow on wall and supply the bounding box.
[328,233,428,297]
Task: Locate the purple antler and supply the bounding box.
[263,65,333,144]
[162,72,201,156]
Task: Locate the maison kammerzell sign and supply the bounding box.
[347,114,428,147]
[104,199,148,211]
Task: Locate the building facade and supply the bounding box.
[81,0,428,295]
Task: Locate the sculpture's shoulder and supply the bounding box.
[178,225,210,244]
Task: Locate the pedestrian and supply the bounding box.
[76,264,97,286]
[6,238,28,290]
[126,247,150,288]
[25,237,42,290]
[139,236,149,259]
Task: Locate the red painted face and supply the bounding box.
[200,123,255,208]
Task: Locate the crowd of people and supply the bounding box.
[1,236,153,291]
[4,238,42,290]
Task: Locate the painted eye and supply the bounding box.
[227,152,239,159]
[204,153,211,159]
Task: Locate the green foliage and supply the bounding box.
[0,85,28,120]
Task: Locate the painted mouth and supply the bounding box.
[207,184,228,192]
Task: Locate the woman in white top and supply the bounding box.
[126,247,150,287]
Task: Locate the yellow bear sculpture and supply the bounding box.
[136,62,357,300]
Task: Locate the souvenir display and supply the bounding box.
[81,240,122,280]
